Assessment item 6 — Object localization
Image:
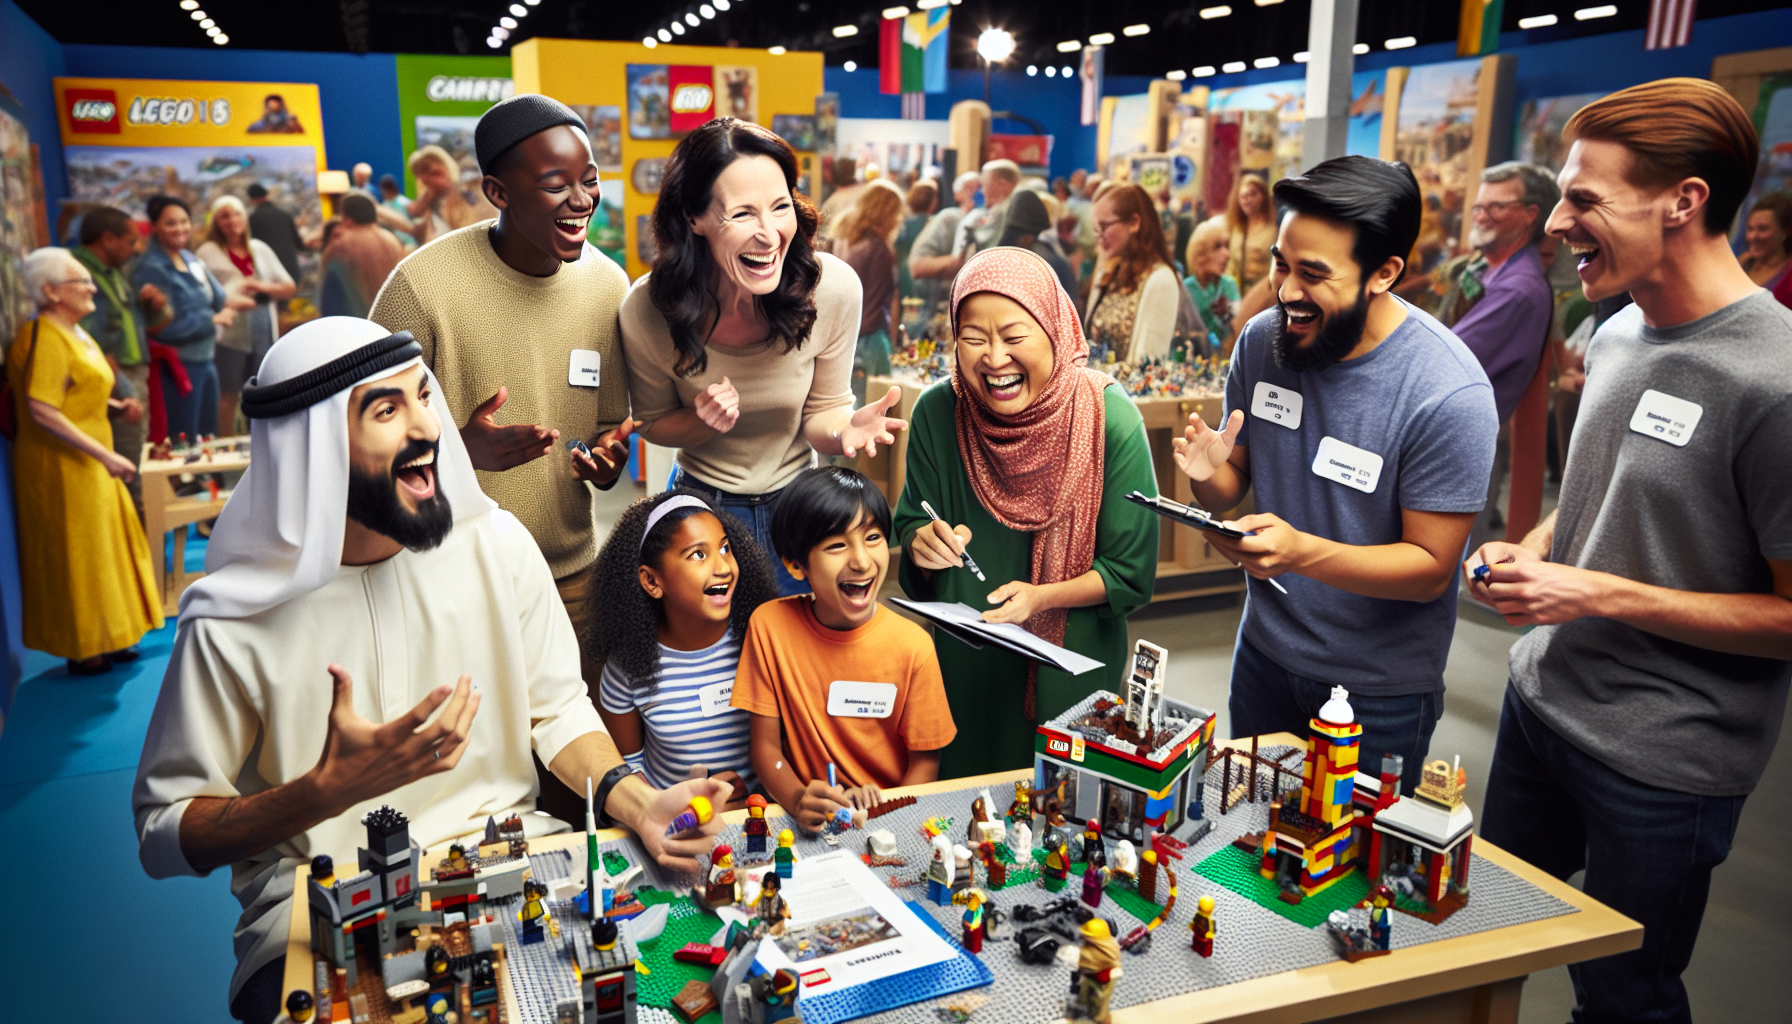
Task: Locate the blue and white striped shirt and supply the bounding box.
[598,632,757,792]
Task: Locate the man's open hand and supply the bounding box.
[462,386,558,471]
[309,665,481,814]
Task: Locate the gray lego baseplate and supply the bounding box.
[680,753,1575,1023]
[492,844,643,1024]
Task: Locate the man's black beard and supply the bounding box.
[347,438,454,552]
[1271,285,1371,373]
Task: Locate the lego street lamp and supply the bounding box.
[977,27,1015,103]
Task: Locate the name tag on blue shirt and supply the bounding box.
[1312,436,1383,494]
[1251,381,1303,430]
[1627,389,1702,447]
[827,680,896,719]
[695,680,735,718]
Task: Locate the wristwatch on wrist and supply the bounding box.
[591,763,642,830]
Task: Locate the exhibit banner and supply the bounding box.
[394,54,512,199]
[53,77,328,297]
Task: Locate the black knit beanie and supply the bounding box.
[474,93,586,174]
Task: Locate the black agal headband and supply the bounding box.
[241,332,423,419]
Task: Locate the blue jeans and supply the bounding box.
[1481,685,1744,1024]
[670,469,810,597]
[161,356,219,440]
[1228,634,1441,794]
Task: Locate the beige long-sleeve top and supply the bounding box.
[620,251,860,495]
[132,509,604,1004]
[370,222,631,578]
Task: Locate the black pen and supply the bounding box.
[920,500,986,581]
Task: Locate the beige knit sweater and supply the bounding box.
[370,222,630,578]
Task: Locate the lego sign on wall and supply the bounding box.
[667,65,716,133]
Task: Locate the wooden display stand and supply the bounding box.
[139,440,250,616]
[858,375,1245,602]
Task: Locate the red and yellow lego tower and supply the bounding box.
[1300,688,1362,827]
[1264,686,1366,898]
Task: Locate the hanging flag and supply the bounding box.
[1456,0,1505,57]
[1646,0,1697,50]
[1080,45,1104,127]
[880,7,950,96]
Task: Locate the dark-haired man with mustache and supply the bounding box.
[1172,157,1498,794]
[133,318,728,1024]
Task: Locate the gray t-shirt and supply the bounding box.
[1226,299,1498,695]
[1510,290,1792,797]
[909,206,965,264]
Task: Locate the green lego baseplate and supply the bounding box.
[631,888,724,1024]
[1193,844,1370,929]
[1022,849,1166,924]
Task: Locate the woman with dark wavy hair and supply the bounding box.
[621,117,907,595]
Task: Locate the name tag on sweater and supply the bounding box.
[1628,389,1702,447]
[1251,381,1303,429]
[695,681,735,718]
[569,349,601,387]
[1312,436,1383,494]
[827,680,896,719]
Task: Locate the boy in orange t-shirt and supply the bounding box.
[732,467,957,832]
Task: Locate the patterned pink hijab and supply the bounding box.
[950,246,1113,719]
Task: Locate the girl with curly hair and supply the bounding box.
[586,489,779,806]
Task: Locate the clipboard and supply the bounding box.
[1124,491,1250,539]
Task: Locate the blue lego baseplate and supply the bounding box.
[793,899,994,1024]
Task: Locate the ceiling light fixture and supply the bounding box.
[510,3,526,16]
[685,12,700,26]
[643,36,657,47]
[768,45,787,54]
[700,4,715,17]
[671,21,685,34]
[1199,5,1232,19]
[493,25,510,39]
[977,28,1015,62]
[500,16,516,29]
[487,36,502,48]
[715,0,730,9]
[1352,42,1369,54]
[1384,36,1416,49]
[179,0,197,7]
[190,9,206,20]
[883,5,909,18]
[1293,50,1309,62]
[1518,14,1558,28]
[1221,60,1246,73]
[1123,24,1149,36]
[205,25,218,35]
[1056,40,1081,53]
[1254,56,1279,68]
[1255,0,1284,5]
[917,0,948,8]
[844,59,858,71]
[1575,5,1617,19]
[1061,65,1073,76]
[1026,64,1037,75]
[213,33,227,44]
[833,24,859,37]
[1193,65,1216,77]
[1088,32,1115,45]
[200,17,214,28]
[1166,69,1187,81]
[658,28,672,41]
[1044,66,1056,77]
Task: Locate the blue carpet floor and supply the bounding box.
[0,533,241,1024]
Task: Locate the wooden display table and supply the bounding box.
[284,743,1640,1023]
[859,374,1245,602]
[138,439,249,616]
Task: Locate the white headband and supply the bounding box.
[639,495,714,559]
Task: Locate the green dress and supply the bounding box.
[894,381,1161,779]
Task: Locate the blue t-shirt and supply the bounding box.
[598,632,757,792]
[1225,298,1498,694]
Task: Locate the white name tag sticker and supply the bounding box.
[1312,435,1384,494]
[1251,381,1303,430]
[568,349,602,387]
[695,681,735,718]
[1628,389,1702,447]
[827,680,897,719]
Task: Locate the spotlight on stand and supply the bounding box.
[976,28,1015,103]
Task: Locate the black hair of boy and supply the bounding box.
[1271,155,1422,285]
[583,488,779,696]
[769,466,894,568]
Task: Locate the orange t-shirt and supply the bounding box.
[732,596,957,790]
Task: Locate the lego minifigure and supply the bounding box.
[425,991,452,1024]
[926,834,955,904]
[774,829,797,879]
[277,989,315,1024]
[706,844,740,909]
[445,843,469,873]
[1071,918,1123,1024]
[1080,826,1106,869]
[1044,837,1071,893]
[1081,861,1105,909]
[667,795,716,836]
[754,872,792,937]
[1258,830,1278,879]
[1137,849,1158,904]
[1006,784,1032,824]
[425,943,456,995]
[952,843,974,892]
[1110,840,1137,884]
[1189,895,1216,957]
[744,794,770,854]
[953,888,987,953]
[750,968,801,1023]
[309,853,334,887]
[520,878,551,944]
[1367,884,1393,951]
[593,917,620,951]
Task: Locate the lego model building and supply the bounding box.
[1033,640,1217,844]
[307,805,426,988]
[1258,686,1366,900]
[1367,755,1475,922]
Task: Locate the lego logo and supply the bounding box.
[72,100,116,122]
[1047,737,1070,755]
[671,84,713,113]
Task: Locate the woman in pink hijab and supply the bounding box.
[893,247,1162,781]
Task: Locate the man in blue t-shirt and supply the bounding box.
[1173,156,1498,794]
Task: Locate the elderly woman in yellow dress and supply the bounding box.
[8,247,163,674]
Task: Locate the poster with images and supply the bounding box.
[1734,74,1792,251]
[814,93,839,154]
[395,54,512,199]
[1393,59,1483,277]
[1347,69,1389,158]
[570,104,624,172]
[771,114,817,152]
[1515,92,1604,173]
[627,65,671,140]
[414,116,482,186]
[1209,80,1305,183]
[587,178,625,267]
[1104,92,1155,174]
[0,91,45,345]
[715,65,758,124]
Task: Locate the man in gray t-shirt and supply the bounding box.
[908,171,979,327]
[1468,80,1792,1023]
[1177,157,1497,794]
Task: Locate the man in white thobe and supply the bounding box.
[133,317,727,1024]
